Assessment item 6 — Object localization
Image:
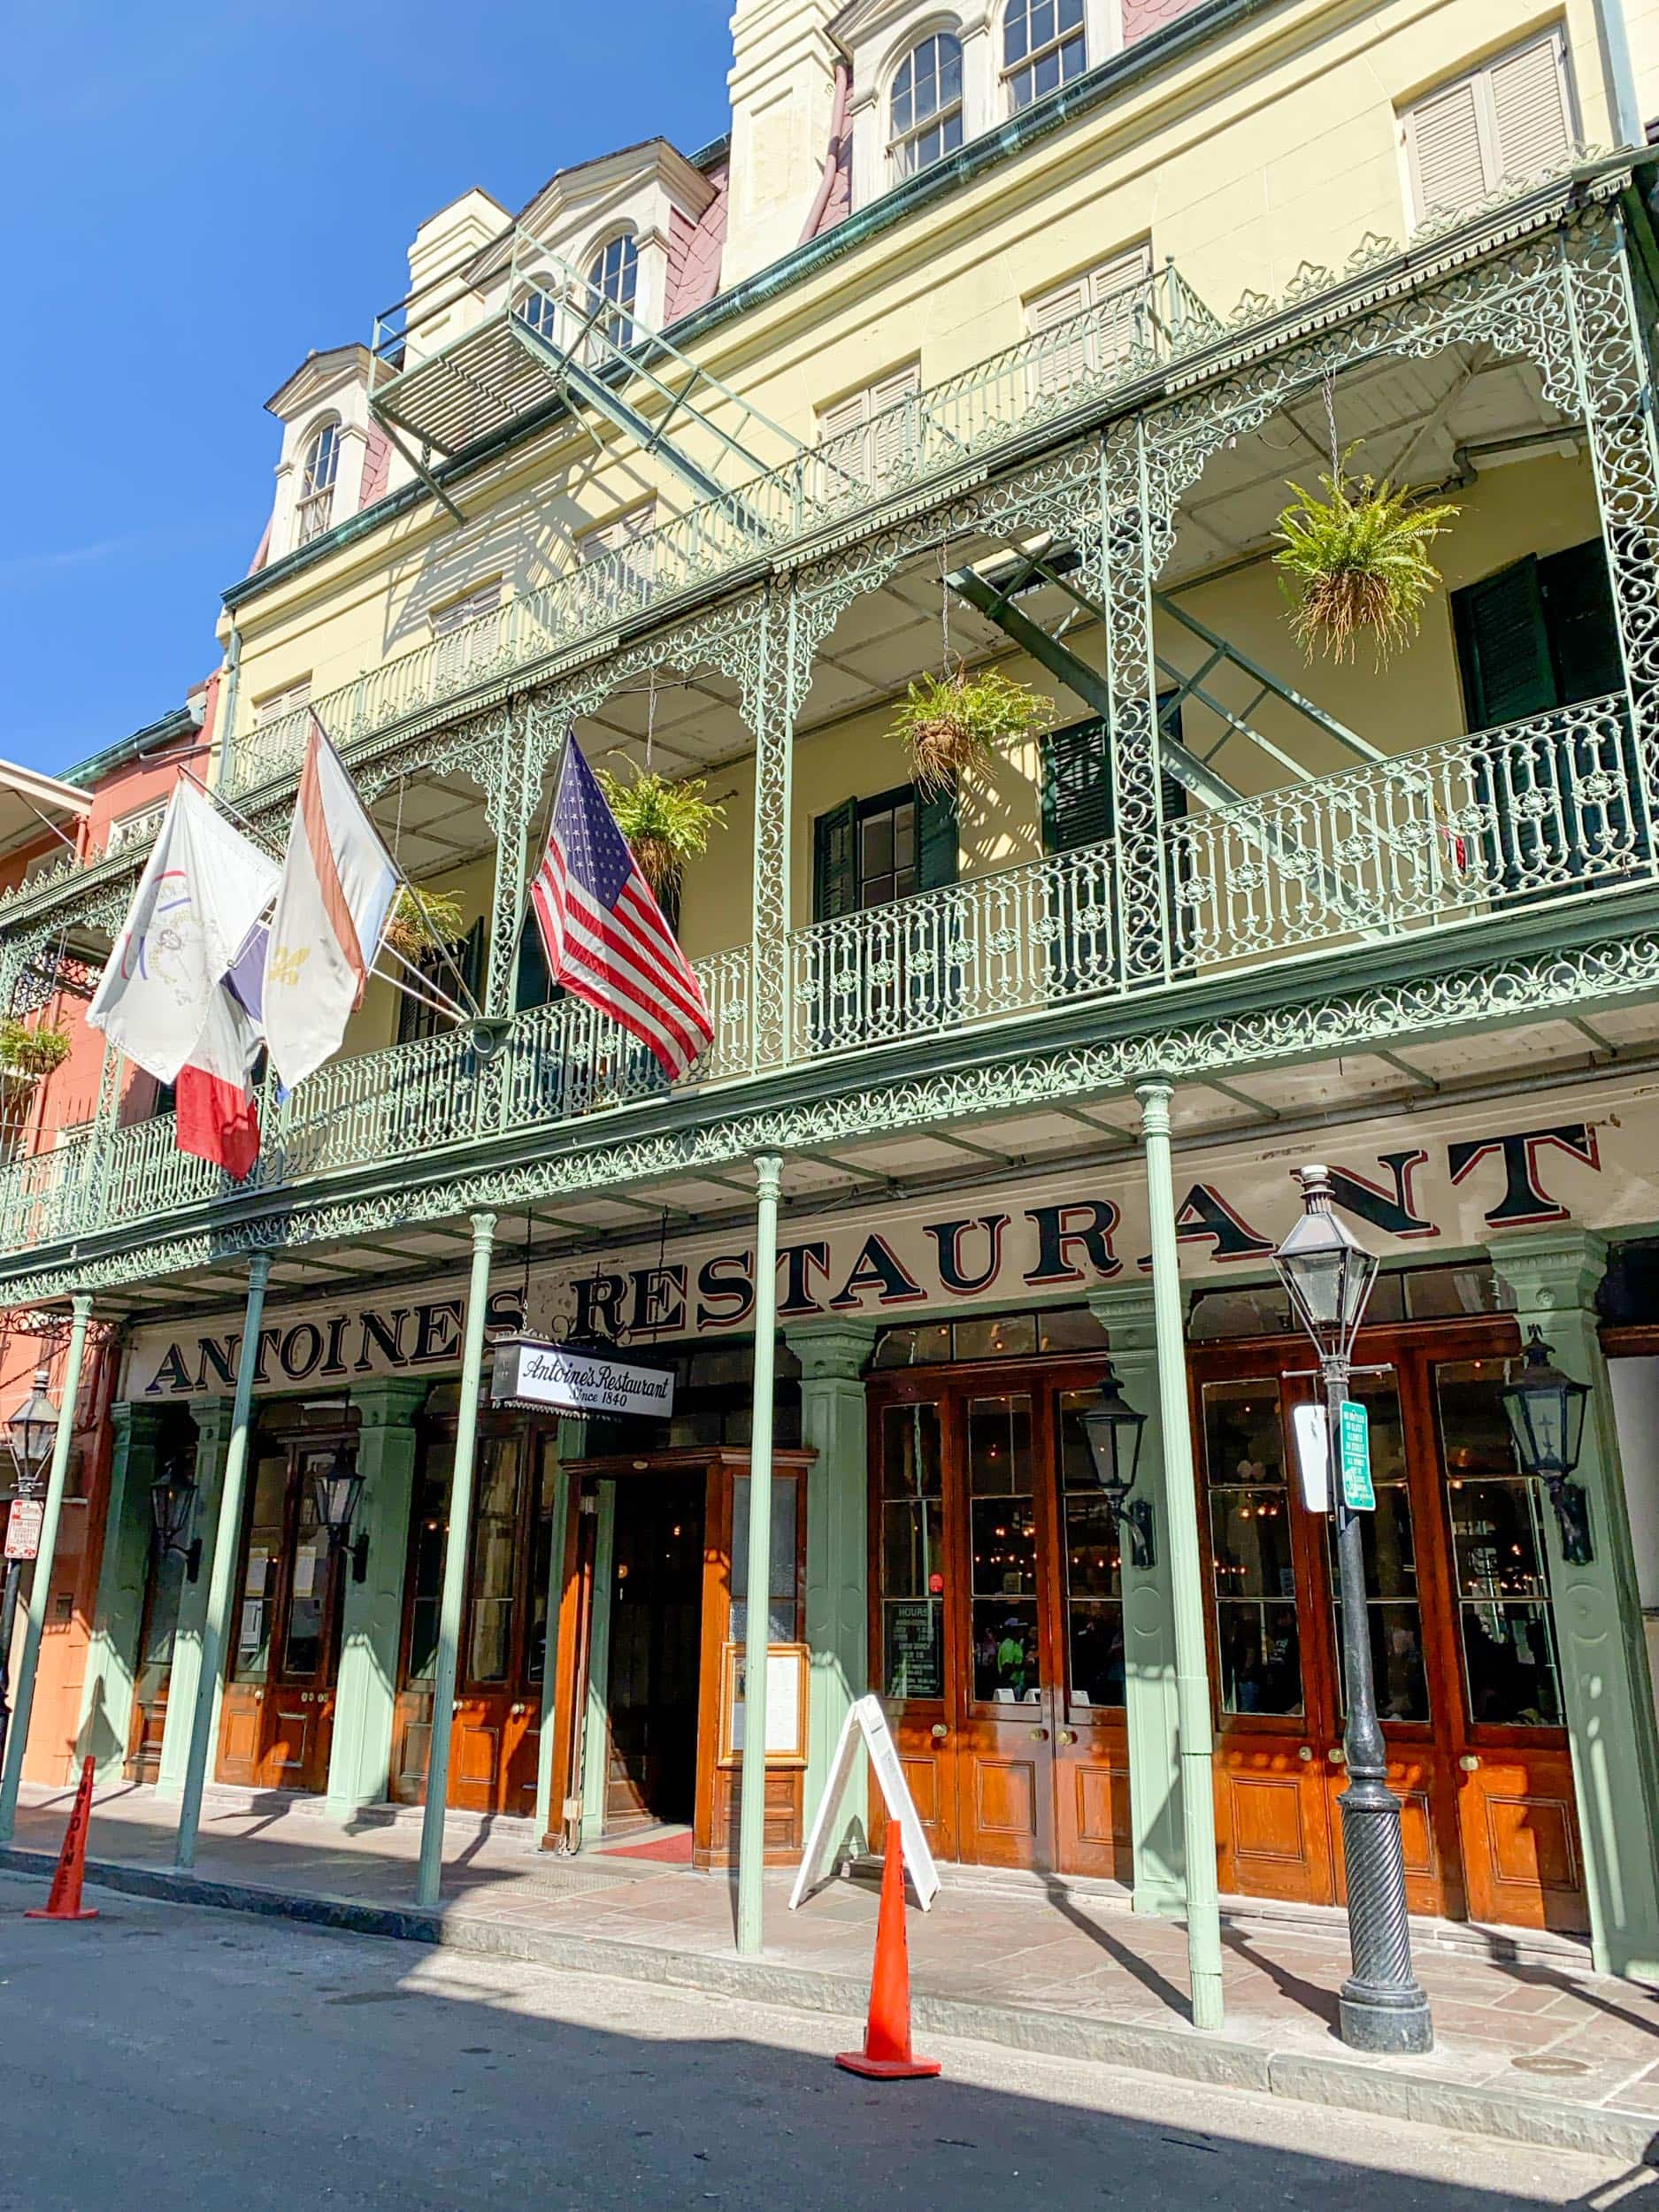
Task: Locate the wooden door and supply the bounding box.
[604,1473,704,1830]
[217,1439,348,1793]
[1049,1383,1133,1879]
[871,1394,957,1863]
[125,1539,186,1783]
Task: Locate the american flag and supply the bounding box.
[529,736,714,1081]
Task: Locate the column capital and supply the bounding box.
[1087,1283,1158,1357]
[755,1153,783,1197]
[246,1254,273,1292]
[351,1379,432,1430]
[1489,1228,1609,1322]
[786,1320,876,1382]
[1135,1080,1174,1133]
[470,1211,498,1245]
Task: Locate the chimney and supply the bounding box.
[725,0,842,285]
[403,188,511,359]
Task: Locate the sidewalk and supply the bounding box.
[7,1778,1659,2162]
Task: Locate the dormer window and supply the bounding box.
[295,420,340,546]
[1003,0,1087,111]
[516,285,562,344]
[890,32,964,180]
[588,234,640,352]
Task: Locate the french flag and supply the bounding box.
[175,926,268,1182]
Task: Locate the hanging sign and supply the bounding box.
[1339,1400,1375,1512]
[4,1499,44,1562]
[790,1694,941,1913]
[488,1337,676,1421]
[1290,1404,1330,1514]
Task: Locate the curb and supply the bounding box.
[3,1847,1653,2164]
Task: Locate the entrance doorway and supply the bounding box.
[603,1473,704,1833]
[870,1360,1131,1878]
[217,1428,357,1793]
[1192,1317,1587,1932]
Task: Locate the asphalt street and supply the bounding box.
[0,1872,1653,2212]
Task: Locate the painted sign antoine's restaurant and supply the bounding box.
[122,1078,1659,1401]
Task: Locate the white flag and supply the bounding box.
[88,783,280,1087]
[262,718,398,1089]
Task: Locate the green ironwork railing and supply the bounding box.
[0,700,1642,1267]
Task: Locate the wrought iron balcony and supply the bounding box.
[0,695,1645,1271]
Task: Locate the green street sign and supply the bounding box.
[1339,1399,1375,1511]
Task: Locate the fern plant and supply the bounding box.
[890,667,1053,794]
[1274,459,1459,666]
[595,768,726,899]
[381,887,469,963]
[0,1019,72,1079]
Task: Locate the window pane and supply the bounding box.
[233,1454,288,1681]
[731,1475,800,1644]
[879,1402,944,1698]
[1202,1379,1302,1716]
[406,1458,449,1686]
[970,1394,1040,1700]
[967,1394,1033,1495]
[467,1437,523,1684]
[954,1313,1037,1361]
[285,1453,333,1678]
[1061,1386,1125,1709]
[1324,1374,1429,1722]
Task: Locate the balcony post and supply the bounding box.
[415,1210,497,1908]
[0,1292,93,1840]
[749,589,795,1070]
[1138,1080,1225,2030]
[174,1253,271,1870]
[484,702,533,1020]
[1101,423,1175,988]
[736,1152,784,1955]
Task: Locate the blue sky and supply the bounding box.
[0,1,734,776]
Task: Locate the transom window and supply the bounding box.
[1003,0,1087,111]
[890,33,964,179]
[588,234,640,351]
[295,420,340,546]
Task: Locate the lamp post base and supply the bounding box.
[1338,1980,1435,2055]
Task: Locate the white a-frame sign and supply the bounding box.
[788,1694,941,1912]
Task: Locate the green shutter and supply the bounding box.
[1452,557,1555,731]
[1539,540,1622,707]
[813,797,858,920]
[1041,719,1113,855]
[918,781,958,889]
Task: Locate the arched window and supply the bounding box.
[889,32,964,180]
[587,234,640,352]
[295,419,340,546]
[515,285,562,344]
[1003,0,1087,111]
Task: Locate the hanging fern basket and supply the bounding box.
[382,887,469,963]
[891,668,1053,794]
[1274,461,1459,668]
[0,1018,72,1079]
[595,768,726,902]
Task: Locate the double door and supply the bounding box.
[1194,1320,1586,1932]
[872,1363,1131,1878]
[218,1436,352,1793]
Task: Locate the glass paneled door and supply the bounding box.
[871,1359,1131,1878]
[1192,1320,1586,1933]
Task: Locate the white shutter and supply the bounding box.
[1028,277,1091,396]
[253,677,311,728]
[1489,35,1571,183]
[580,503,657,595]
[1089,245,1154,367]
[870,364,921,480]
[1409,76,1489,218]
[430,579,503,689]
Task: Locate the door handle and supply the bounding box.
[1033,1727,1050,1742]
[1056,1728,1078,1746]
[511,1703,527,1718]
[254,1689,264,1704]
[1458,1754,1480,1772]
[1297,1746,1313,1763]
[930,1723,949,1740]
[1327,1747,1346,1765]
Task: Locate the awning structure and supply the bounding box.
[0,760,90,871]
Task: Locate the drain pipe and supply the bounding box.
[212,626,242,794]
[800,60,853,246]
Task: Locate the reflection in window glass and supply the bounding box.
[1058,1389,1124,1709]
[1436,1359,1563,1726]
[407,1458,449,1686]
[731,1475,800,1646]
[879,1404,944,1698]
[955,1313,1038,1362]
[234,1453,288,1681]
[1202,1380,1302,1715]
[970,1395,1041,1702]
[468,1438,523,1684]
[285,1450,334,1677]
[1321,1373,1428,1722]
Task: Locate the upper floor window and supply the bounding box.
[588,234,640,352]
[295,420,340,546]
[104,800,167,857]
[516,285,562,345]
[1025,244,1152,397]
[1402,30,1573,226]
[890,32,964,179]
[1003,0,1087,111]
[578,501,657,600]
[817,363,922,490]
[429,578,504,690]
[253,676,311,729]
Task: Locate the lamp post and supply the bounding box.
[1497,1331,1594,1563]
[1080,1362,1156,1570]
[0,1371,60,1783]
[1273,1168,1433,2055]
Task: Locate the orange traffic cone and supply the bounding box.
[835,1822,941,2080]
[25,1754,98,1924]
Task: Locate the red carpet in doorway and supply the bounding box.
[600,1830,696,1863]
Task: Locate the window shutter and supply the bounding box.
[1090,246,1152,365]
[1156,690,1189,824]
[814,798,859,920]
[1042,720,1113,854]
[1028,277,1091,394]
[1490,35,1571,183]
[917,782,959,890]
[1539,541,1622,706]
[514,914,553,1013]
[1409,78,1488,217]
[818,394,866,444]
[871,365,921,477]
[1452,557,1555,730]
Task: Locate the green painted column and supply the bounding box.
[579,1479,617,1852]
[534,1418,581,1843]
[416,1210,496,1909]
[1491,1229,1659,1980]
[1139,1080,1225,2031]
[155,1398,234,1798]
[1088,1284,1187,1916]
[737,1153,784,1955]
[0,1294,93,1841]
[177,1253,272,1868]
[788,1322,877,1845]
[325,1379,428,1818]
[76,1403,169,1780]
